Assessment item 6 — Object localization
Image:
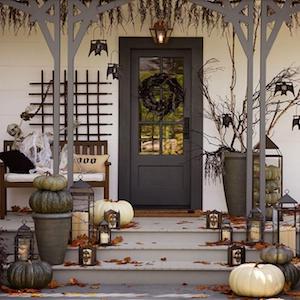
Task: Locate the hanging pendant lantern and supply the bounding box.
[150,20,173,45]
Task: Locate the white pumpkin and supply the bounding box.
[92,199,134,226]
[229,263,285,298]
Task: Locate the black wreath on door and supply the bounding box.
[139,73,184,118]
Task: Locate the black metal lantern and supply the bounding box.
[99,220,111,246]
[104,209,121,229]
[253,137,283,221]
[228,244,246,267]
[206,210,222,229]
[274,192,298,256]
[220,219,233,243]
[246,207,264,243]
[79,245,97,266]
[70,179,96,242]
[14,221,34,262]
[150,20,173,44]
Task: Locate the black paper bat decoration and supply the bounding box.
[274,82,295,96]
[107,63,119,80]
[222,113,233,128]
[292,115,300,130]
[88,40,108,56]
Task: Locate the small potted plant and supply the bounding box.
[30,173,73,265]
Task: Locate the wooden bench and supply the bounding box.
[0,140,110,219]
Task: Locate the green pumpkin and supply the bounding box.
[277,263,300,289]
[29,190,73,213]
[33,174,67,191]
[7,260,52,289]
[260,245,293,265]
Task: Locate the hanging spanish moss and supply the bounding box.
[0,0,300,34]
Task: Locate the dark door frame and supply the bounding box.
[118,37,203,210]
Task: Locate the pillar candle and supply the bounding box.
[280,226,296,256]
[222,230,231,241]
[100,232,109,244]
[72,212,89,241]
[249,225,260,242]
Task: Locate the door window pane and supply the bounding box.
[162,125,183,155]
[140,125,160,155]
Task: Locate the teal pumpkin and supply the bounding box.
[277,263,300,289]
[29,190,73,213]
[7,260,52,289]
[260,245,294,265]
[33,174,67,191]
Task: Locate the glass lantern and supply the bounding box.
[253,136,283,220]
[14,221,34,262]
[79,245,97,266]
[206,210,222,229]
[99,220,111,246]
[104,209,120,229]
[220,219,233,243]
[246,208,264,243]
[149,19,173,44]
[228,244,246,266]
[69,179,96,242]
[274,192,298,256]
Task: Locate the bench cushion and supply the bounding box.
[5,172,105,183]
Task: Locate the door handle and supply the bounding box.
[184,117,190,140]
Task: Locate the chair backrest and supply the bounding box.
[4,140,108,155]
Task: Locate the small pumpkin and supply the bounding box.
[229,263,285,298]
[277,263,300,289]
[29,190,73,213]
[260,245,294,265]
[7,260,52,289]
[33,174,67,191]
[92,199,134,226]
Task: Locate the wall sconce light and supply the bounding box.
[150,20,173,45]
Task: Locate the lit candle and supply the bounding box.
[100,232,109,244]
[222,230,231,241]
[280,226,296,256]
[18,240,29,261]
[72,212,89,240]
[249,225,260,242]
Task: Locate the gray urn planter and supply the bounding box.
[223,152,246,217]
[33,212,71,265]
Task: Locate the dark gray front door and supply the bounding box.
[119,38,203,210]
[131,50,190,208]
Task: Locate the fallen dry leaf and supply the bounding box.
[68,277,86,287]
[64,261,77,267]
[160,257,167,261]
[194,261,210,265]
[11,205,21,212]
[48,280,60,289]
[89,283,101,289]
[192,294,208,299]
[111,235,124,246]
[71,234,89,247]
[177,220,193,225]
[121,221,139,229]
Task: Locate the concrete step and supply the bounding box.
[64,244,260,263]
[52,261,232,285]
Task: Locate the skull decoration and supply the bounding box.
[206,210,222,229]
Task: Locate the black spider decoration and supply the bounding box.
[222,113,233,128]
[292,115,300,130]
[88,40,108,56]
[274,82,295,96]
[107,63,119,80]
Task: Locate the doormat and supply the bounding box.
[134,209,205,217]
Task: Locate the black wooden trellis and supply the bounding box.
[28,70,113,141]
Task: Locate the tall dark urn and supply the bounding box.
[223,151,247,216]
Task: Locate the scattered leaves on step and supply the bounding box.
[89,283,101,289]
[193,260,210,265]
[71,234,89,247]
[68,277,86,287]
[64,261,78,267]
[192,294,208,299]
[121,221,140,229]
[284,289,300,296]
[160,257,167,261]
[252,241,270,250]
[177,220,193,225]
[206,240,231,246]
[196,284,233,296]
[48,280,60,289]
[0,285,41,295]
[11,205,31,213]
[136,242,144,245]
[111,235,124,245]
[104,256,143,266]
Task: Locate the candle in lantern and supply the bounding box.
[280,226,296,256]
[249,224,260,242]
[18,239,30,261]
[72,212,89,240]
[100,232,109,245]
[222,230,231,241]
